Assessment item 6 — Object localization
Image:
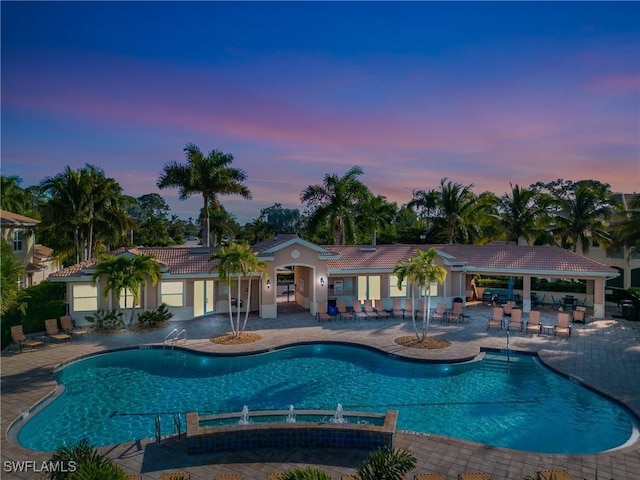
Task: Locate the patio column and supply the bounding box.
[522,275,532,313]
[593,277,605,319]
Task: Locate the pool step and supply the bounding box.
[480,356,532,374]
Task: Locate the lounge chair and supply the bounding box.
[363,299,380,318]
[60,315,88,339]
[538,470,575,480]
[415,474,447,480]
[10,325,44,352]
[526,310,542,335]
[448,301,463,323]
[159,472,190,480]
[352,299,367,320]
[507,308,523,332]
[336,300,348,321]
[373,299,390,318]
[316,301,332,322]
[458,473,491,480]
[267,474,283,480]
[45,318,71,345]
[392,298,404,318]
[555,312,572,338]
[572,306,587,324]
[502,302,514,317]
[487,307,503,330]
[430,302,447,322]
[341,476,357,480]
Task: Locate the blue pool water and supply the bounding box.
[17,344,637,454]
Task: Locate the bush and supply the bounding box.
[0,280,66,349]
[281,468,333,480]
[48,438,127,480]
[136,303,173,329]
[356,446,417,480]
[85,309,124,332]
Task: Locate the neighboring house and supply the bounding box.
[49,234,619,325]
[580,193,640,290]
[0,209,60,288]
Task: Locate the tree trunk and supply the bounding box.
[241,274,252,334]
[236,275,242,336]
[422,293,432,340]
[227,285,235,335]
[202,216,211,248]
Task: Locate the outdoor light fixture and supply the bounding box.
[320,277,325,287]
[266,279,271,289]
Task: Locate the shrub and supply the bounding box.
[136,303,173,329]
[48,438,127,480]
[356,446,417,480]
[84,309,124,332]
[280,468,333,480]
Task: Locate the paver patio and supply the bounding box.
[2,304,640,479]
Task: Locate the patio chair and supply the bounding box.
[160,472,190,480]
[336,300,348,320]
[267,474,283,480]
[526,310,542,335]
[458,472,491,480]
[538,470,575,480]
[448,301,463,323]
[507,308,523,332]
[45,318,71,345]
[10,325,44,352]
[502,302,514,317]
[555,312,572,338]
[316,301,332,322]
[352,299,367,320]
[404,297,415,318]
[60,315,88,339]
[487,307,503,330]
[430,302,447,322]
[392,298,404,318]
[373,299,390,318]
[573,305,587,324]
[363,299,380,318]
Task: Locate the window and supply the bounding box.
[390,275,405,297]
[161,281,184,307]
[118,288,141,309]
[13,230,23,252]
[73,284,98,312]
[422,282,439,296]
[358,275,381,301]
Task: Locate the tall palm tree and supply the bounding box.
[494,183,544,245]
[394,248,447,341]
[91,253,162,326]
[210,242,268,336]
[300,165,370,245]
[614,194,640,259]
[157,143,251,247]
[357,194,397,245]
[552,180,618,253]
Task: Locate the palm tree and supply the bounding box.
[210,242,268,336]
[394,248,447,340]
[91,253,162,326]
[552,180,618,253]
[300,165,370,245]
[493,183,544,245]
[280,468,332,480]
[614,194,640,259]
[358,194,397,245]
[356,446,417,480]
[0,239,24,315]
[157,143,251,247]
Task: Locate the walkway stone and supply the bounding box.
[2,304,639,479]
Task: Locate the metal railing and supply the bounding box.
[162,328,187,349]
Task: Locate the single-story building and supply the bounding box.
[49,234,619,324]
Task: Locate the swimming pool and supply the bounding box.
[16,343,638,454]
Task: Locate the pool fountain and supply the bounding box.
[330,403,346,424]
[238,405,252,425]
[286,405,296,423]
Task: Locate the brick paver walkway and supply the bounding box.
[2,304,639,479]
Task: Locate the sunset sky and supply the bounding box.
[2,1,639,224]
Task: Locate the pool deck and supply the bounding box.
[2,303,640,480]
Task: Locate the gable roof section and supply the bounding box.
[0,209,40,227]
[253,234,340,259]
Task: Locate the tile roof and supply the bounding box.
[0,209,40,226]
[49,241,618,280]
